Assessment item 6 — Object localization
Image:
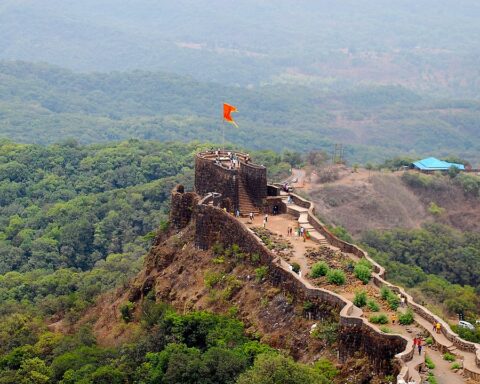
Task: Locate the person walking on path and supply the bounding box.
[264,213,268,223]
[249,212,254,222]
[391,313,397,325]
[235,209,240,218]
[417,338,423,355]
[435,322,441,334]
[263,217,267,228]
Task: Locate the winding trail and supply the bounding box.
[240,194,479,384]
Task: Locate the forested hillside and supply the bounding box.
[2,1,480,98]
[0,140,340,383]
[2,62,480,164]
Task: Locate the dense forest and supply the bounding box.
[0,298,337,383]
[2,62,480,164]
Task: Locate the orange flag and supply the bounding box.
[223,103,239,127]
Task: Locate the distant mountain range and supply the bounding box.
[1,0,480,97]
[1,61,480,164]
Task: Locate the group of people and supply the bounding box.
[286,225,310,242]
[433,321,442,334]
[413,336,424,355]
[211,149,247,170]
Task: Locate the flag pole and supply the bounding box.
[222,115,225,152]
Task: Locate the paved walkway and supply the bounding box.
[240,196,478,383]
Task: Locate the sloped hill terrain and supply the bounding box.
[309,169,480,236]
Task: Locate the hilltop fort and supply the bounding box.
[127,150,480,384]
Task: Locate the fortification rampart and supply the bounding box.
[289,191,480,380]
[195,153,239,210]
[192,193,410,377]
[170,151,480,381]
[195,151,267,213]
[239,161,267,206]
[170,185,200,230]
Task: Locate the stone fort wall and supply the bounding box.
[193,197,409,376]
[195,154,239,210]
[194,152,267,212]
[170,165,480,381]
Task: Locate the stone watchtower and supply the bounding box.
[194,150,267,214]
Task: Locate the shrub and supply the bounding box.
[451,362,461,370]
[380,326,391,333]
[255,266,268,282]
[398,309,414,325]
[327,269,346,285]
[380,286,393,300]
[310,262,329,278]
[367,299,379,312]
[425,337,433,345]
[204,271,223,288]
[369,313,388,324]
[427,373,438,384]
[120,301,135,323]
[311,321,339,345]
[313,358,339,380]
[387,295,400,310]
[428,202,445,216]
[425,356,435,369]
[354,264,371,284]
[443,352,456,362]
[303,301,314,312]
[291,263,300,274]
[353,291,367,307]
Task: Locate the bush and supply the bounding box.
[255,266,268,282]
[291,263,300,274]
[303,301,314,312]
[353,291,367,307]
[380,286,393,300]
[120,301,135,323]
[311,321,339,346]
[310,262,329,278]
[398,309,414,325]
[367,299,379,312]
[380,286,400,310]
[451,362,461,370]
[387,295,400,310]
[380,326,391,333]
[204,271,223,289]
[425,337,433,345]
[427,373,438,384]
[354,264,371,284]
[369,313,388,324]
[327,269,346,285]
[425,356,435,369]
[443,352,456,362]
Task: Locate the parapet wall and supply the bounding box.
[194,197,409,376]
[240,162,267,207]
[195,154,238,210]
[170,185,200,230]
[290,191,480,380]
[170,172,480,381]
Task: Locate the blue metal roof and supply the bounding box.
[412,157,465,171]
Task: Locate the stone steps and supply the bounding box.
[238,180,259,214]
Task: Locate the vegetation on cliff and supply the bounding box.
[0,298,337,383]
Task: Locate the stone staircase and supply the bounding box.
[238,179,259,215]
[286,203,329,246]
